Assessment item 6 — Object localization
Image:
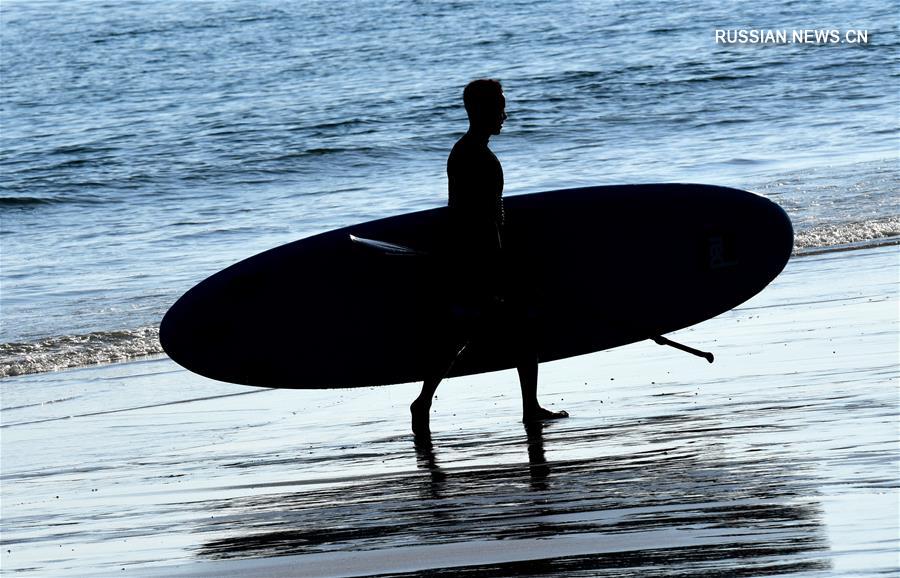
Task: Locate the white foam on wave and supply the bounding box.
[0,327,163,378]
[794,215,900,251]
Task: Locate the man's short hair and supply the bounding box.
[463,79,503,118]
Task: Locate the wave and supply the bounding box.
[0,327,163,379]
[794,216,900,252]
[0,193,113,207]
[0,196,56,206]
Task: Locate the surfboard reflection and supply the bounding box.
[197,419,830,576]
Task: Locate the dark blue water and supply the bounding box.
[1,0,897,376]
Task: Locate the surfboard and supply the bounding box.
[160,184,793,388]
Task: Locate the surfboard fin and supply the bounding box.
[653,335,714,363]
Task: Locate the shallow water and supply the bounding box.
[1,0,898,376]
[1,245,896,576]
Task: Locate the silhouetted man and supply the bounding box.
[410,79,569,435]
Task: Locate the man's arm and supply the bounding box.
[448,160,503,253]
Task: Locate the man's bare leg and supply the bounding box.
[518,357,568,422]
[411,376,440,436]
[410,343,467,436]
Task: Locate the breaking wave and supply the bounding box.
[0,327,163,378]
[793,216,900,253]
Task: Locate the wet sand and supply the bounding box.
[2,245,898,577]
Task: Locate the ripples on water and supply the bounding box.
[1,0,897,374]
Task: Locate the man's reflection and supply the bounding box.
[414,432,446,500]
[413,423,553,498]
[525,422,550,490]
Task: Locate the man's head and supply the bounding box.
[463,79,507,135]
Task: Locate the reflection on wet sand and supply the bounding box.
[4,247,895,577]
[199,421,829,576]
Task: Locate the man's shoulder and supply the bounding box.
[449,134,471,157]
[449,133,490,162]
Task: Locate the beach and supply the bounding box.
[2,244,897,577]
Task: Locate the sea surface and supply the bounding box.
[1,0,898,377]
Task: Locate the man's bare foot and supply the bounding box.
[410,399,432,436]
[523,406,569,422]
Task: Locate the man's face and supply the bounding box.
[491,93,507,135]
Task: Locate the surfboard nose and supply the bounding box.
[159,294,189,368]
[761,193,794,275]
[159,288,223,378]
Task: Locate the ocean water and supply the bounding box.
[1,0,897,377]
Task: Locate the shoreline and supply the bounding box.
[2,236,898,382]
